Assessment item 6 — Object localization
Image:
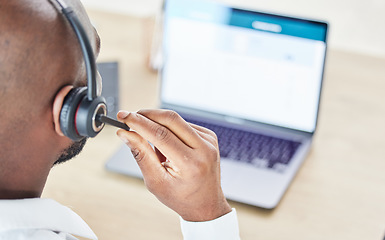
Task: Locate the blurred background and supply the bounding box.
[80,0,385,58]
[42,1,385,240]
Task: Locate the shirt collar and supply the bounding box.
[0,198,97,240]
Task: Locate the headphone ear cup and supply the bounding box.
[75,96,106,138]
[60,87,87,141]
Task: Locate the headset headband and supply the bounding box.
[51,0,130,138]
[51,0,97,101]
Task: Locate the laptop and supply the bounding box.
[106,0,328,209]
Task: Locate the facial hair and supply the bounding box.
[54,137,87,165]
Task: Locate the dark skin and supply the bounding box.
[0,0,100,199]
[0,0,231,222]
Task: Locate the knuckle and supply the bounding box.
[164,110,180,122]
[208,144,220,161]
[154,126,169,142]
[206,128,218,140]
[210,130,219,142]
[201,143,220,165]
[131,148,145,163]
[130,137,150,163]
[200,127,219,148]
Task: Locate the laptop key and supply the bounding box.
[273,163,288,173]
[185,117,301,173]
[252,158,269,168]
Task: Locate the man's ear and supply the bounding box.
[52,85,73,136]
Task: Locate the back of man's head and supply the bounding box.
[0,0,98,199]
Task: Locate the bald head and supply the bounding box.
[0,0,97,107]
[0,0,101,198]
[0,0,100,132]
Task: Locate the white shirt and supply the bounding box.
[0,198,240,240]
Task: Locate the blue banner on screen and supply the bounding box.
[165,0,327,42]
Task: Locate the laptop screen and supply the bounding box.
[160,0,328,133]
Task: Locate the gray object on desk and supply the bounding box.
[106,144,143,179]
[97,62,119,119]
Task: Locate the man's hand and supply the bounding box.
[116,109,232,222]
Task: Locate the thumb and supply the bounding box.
[117,130,166,181]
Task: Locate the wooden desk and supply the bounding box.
[42,10,385,240]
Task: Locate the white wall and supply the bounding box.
[80,0,162,16]
[80,0,385,58]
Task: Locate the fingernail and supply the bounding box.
[117,111,130,119]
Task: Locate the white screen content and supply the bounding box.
[161,17,326,133]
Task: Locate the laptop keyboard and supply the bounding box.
[185,117,302,173]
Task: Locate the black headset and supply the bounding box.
[52,0,129,141]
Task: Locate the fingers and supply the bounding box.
[115,109,229,221]
[117,111,192,162]
[117,129,167,179]
[136,109,203,149]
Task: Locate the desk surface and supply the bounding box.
[42,10,385,240]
